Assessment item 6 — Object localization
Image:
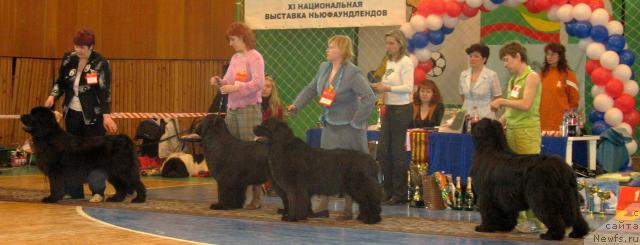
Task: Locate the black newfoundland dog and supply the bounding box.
[196,115,285,210]
[470,118,588,240]
[254,119,381,224]
[20,107,146,203]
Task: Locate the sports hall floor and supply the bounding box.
[0,166,636,245]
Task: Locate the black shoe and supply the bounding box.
[309,210,329,218]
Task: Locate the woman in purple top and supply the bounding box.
[210,22,265,210]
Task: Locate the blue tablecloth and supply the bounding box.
[427,132,588,184]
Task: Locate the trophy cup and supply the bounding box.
[587,185,600,215]
[577,180,586,212]
[597,190,612,217]
[375,98,383,129]
[409,162,428,208]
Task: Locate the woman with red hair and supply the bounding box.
[43,28,115,203]
[210,22,266,210]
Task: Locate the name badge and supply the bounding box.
[86,73,98,85]
[510,85,521,98]
[319,88,336,107]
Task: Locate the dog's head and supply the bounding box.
[20,107,62,137]
[470,118,509,152]
[195,114,228,138]
[253,118,295,143]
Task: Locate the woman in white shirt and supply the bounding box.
[371,30,414,205]
[459,43,502,119]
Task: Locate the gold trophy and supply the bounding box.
[587,185,600,215]
[577,180,587,212]
[597,190,612,217]
[375,98,383,129]
[409,162,428,208]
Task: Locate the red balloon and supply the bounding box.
[417,0,432,17]
[445,1,463,17]
[588,0,604,10]
[615,93,636,114]
[414,67,427,85]
[418,60,433,73]
[591,67,612,86]
[624,110,640,127]
[525,0,542,13]
[585,59,601,75]
[552,0,569,5]
[462,3,479,18]
[534,0,553,11]
[605,79,624,98]
[429,0,446,15]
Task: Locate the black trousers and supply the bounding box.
[377,104,412,201]
[64,109,107,198]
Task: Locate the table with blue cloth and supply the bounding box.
[427,132,589,185]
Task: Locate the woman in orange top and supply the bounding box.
[539,42,579,132]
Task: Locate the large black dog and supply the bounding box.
[196,115,284,210]
[254,119,382,224]
[20,107,146,203]
[470,118,588,240]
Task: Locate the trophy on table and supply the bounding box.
[587,185,600,215]
[597,190,612,217]
[577,180,587,211]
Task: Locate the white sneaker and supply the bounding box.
[89,194,104,203]
[515,220,540,233]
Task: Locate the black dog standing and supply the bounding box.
[470,118,588,240]
[21,107,146,203]
[254,119,381,224]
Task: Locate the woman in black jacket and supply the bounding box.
[43,29,116,203]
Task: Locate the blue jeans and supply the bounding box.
[65,169,107,197]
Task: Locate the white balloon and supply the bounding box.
[400,23,415,39]
[415,48,432,62]
[626,140,637,155]
[617,122,633,136]
[409,55,419,68]
[624,80,639,96]
[591,85,605,97]
[607,20,624,35]
[586,42,606,60]
[572,3,592,22]
[482,0,499,11]
[600,51,620,70]
[613,64,632,81]
[427,43,443,51]
[410,15,428,32]
[557,4,574,23]
[426,15,444,31]
[579,38,593,51]
[548,6,560,22]
[594,94,614,112]
[605,107,624,127]
[466,0,483,8]
[590,8,610,26]
[443,15,459,28]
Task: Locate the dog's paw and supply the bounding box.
[475,225,494,233]
[569,230,588,239]
[210,203,226,210]
[277,208,287,215]
[362,215,381,224]
[41,196,59,203]
[106,196,125,202]
[540,233,564,241]
[131,197,145,203]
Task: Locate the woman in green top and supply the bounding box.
[490,42,544,233]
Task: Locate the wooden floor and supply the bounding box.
[0,201,205,244]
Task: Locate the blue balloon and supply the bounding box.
[606,34,626,52]
[565,20,578,37]
[442,27,454,35]
[428,30,445,45]
[410,32,429,49]
[619,49,636,66]
[590,25,609,43]
[574,21,592,39]
[591,120,610,135]
[589,110,605,123]
[490,0,504,4]
[408,42,415,53]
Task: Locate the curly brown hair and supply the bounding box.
[226,22,256,50]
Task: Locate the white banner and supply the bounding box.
[245,0,406,30]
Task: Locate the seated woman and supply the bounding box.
[411,79,444,128]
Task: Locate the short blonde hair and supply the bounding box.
[385,30,408,61]
[328,35,354,61]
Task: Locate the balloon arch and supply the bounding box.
[400,0,639,154]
